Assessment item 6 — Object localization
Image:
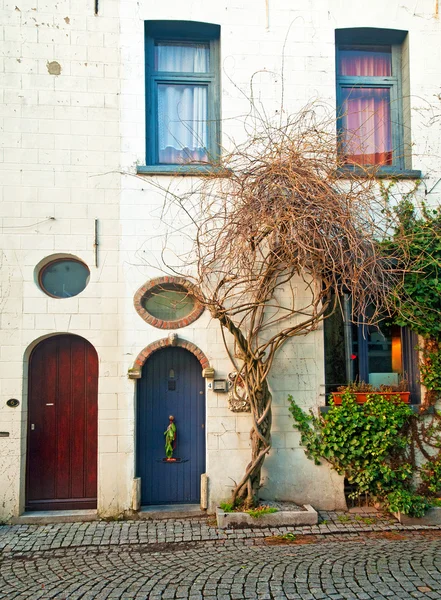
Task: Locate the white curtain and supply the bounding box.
[156,43,209,73]
[156,43,209,164]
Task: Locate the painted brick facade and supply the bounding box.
[1,0,441,520]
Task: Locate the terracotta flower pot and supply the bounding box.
[331,391,411,405]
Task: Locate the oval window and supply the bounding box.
[134,277,204,329]
[143,284,196,321]
[39,258,90,298]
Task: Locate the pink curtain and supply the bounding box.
[340,49,392,166]
[341,88,392,166]
[339,47,391,77]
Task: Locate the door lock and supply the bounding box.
[31,424,35,430]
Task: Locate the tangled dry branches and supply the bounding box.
[153,106,410,507]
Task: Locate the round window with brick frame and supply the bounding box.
[134,277,204,329]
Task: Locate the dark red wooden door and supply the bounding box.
[26,335,98,511]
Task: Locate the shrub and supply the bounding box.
[289,393,418,510]
[386,489,430,518]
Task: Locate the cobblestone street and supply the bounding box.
[2,514,441,599]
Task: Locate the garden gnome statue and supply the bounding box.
[164,415,177,459]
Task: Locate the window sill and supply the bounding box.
[136,165,230,177]
[336,166,422,180]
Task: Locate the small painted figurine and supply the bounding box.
[164,415,176,459]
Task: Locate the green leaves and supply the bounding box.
[386,199,441,340]
[287,194,441,517]
[420,458,441,494]
[420,344,441,395]
[289,393,415,508]
[386,489,430,518]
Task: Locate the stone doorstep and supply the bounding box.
[10,509,98,525]
[137,504,207,520]
[216,504,318,529]
[9,505,206,525]
[348,506,379,514]
[394,506,441,526]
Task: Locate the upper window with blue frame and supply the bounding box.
[145,21,220,170]
[335,28,409,173]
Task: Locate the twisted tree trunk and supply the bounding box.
[231,362,272,508]
[214,312,273,507]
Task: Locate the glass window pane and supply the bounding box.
[339,45,392,76]
[324,302,348,392]
[367,323,402,388]
[143,285,196,321]
[340,87,392,166]
[352,314,403,388]
[155,42,210,72]
[157,83,208,164]
[40,260,90,298]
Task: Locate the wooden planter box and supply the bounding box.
[331,391,411,405]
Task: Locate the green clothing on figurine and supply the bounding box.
[164,419,177,459]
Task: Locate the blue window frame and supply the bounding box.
[143,21,220,173]
[324,297,420,404]
[335,28,409,174]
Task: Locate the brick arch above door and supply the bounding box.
[128,336,212,379]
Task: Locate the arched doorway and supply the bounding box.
[26,334,98,511]
[136,346,206,505]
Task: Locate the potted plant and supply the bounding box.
[331,379,410,405]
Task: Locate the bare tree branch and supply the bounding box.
[151,104,410,507]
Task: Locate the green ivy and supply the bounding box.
[289,393,420,510]
[386,489,430,518]
[383,199,441,401]
[420,458,441,494]
[386,200,441,340]
[419,346,441,395]
[287,195,441,516]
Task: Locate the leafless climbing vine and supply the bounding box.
[149,105,409,508]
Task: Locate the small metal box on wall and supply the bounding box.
[213,379,229,393]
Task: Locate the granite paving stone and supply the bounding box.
[1,512,441,598]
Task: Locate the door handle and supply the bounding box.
[31,424,35,430]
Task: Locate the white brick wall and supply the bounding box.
[1,0,441,520]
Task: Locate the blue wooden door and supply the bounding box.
[136,347,206,505]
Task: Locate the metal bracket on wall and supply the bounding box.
[93,219,99,267]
